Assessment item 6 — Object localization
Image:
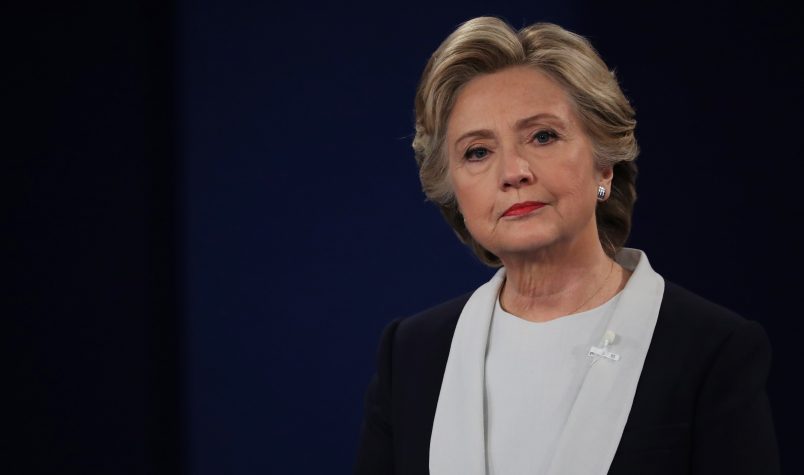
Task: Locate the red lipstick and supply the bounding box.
[502,201,545,217]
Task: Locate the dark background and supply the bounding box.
[8,0,803,473]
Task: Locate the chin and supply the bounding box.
[485,237,558,258]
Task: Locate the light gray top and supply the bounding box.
[485,291,623,474]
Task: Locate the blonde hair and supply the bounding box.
[412,17,639,266]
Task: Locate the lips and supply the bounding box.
[502,201,546,217]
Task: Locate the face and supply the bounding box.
[445,66,612,262]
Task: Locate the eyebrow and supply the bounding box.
[453,113,567,148]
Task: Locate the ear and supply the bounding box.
[598,166,614,189]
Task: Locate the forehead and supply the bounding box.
[447,66,577,135]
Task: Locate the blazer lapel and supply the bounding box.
[429,268,505,475]
[545,249,665,475]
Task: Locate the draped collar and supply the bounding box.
[429,248,665,475]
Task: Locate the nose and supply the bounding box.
[499,146,534,189]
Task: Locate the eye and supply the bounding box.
[464,147,490,161]
[532,129,558,145]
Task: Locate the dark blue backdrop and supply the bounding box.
[9,0,803,473]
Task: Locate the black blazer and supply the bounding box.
[355,281,779,474]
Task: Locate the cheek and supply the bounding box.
[450,170,488,216]
[456,184,496,222]
[557,157,597,192]
[454,186,480,219]
[551,170,597,215]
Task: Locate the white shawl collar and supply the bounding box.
[429,248,665,475]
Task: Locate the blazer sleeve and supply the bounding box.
[691,319,779,474]
[354,319,400,474]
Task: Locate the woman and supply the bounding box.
[355,17,778,475]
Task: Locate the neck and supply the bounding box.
[498,240,629,323]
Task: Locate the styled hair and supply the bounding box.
[412,17,639,266]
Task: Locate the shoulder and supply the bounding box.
[657,280,770,349]
[642,279,772,403]
[392,292,472,350]
[623,278,773,430]
[372,292,473,393]
[377,293,472,374]
[661,280,749,330]
[357,294,473,473]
